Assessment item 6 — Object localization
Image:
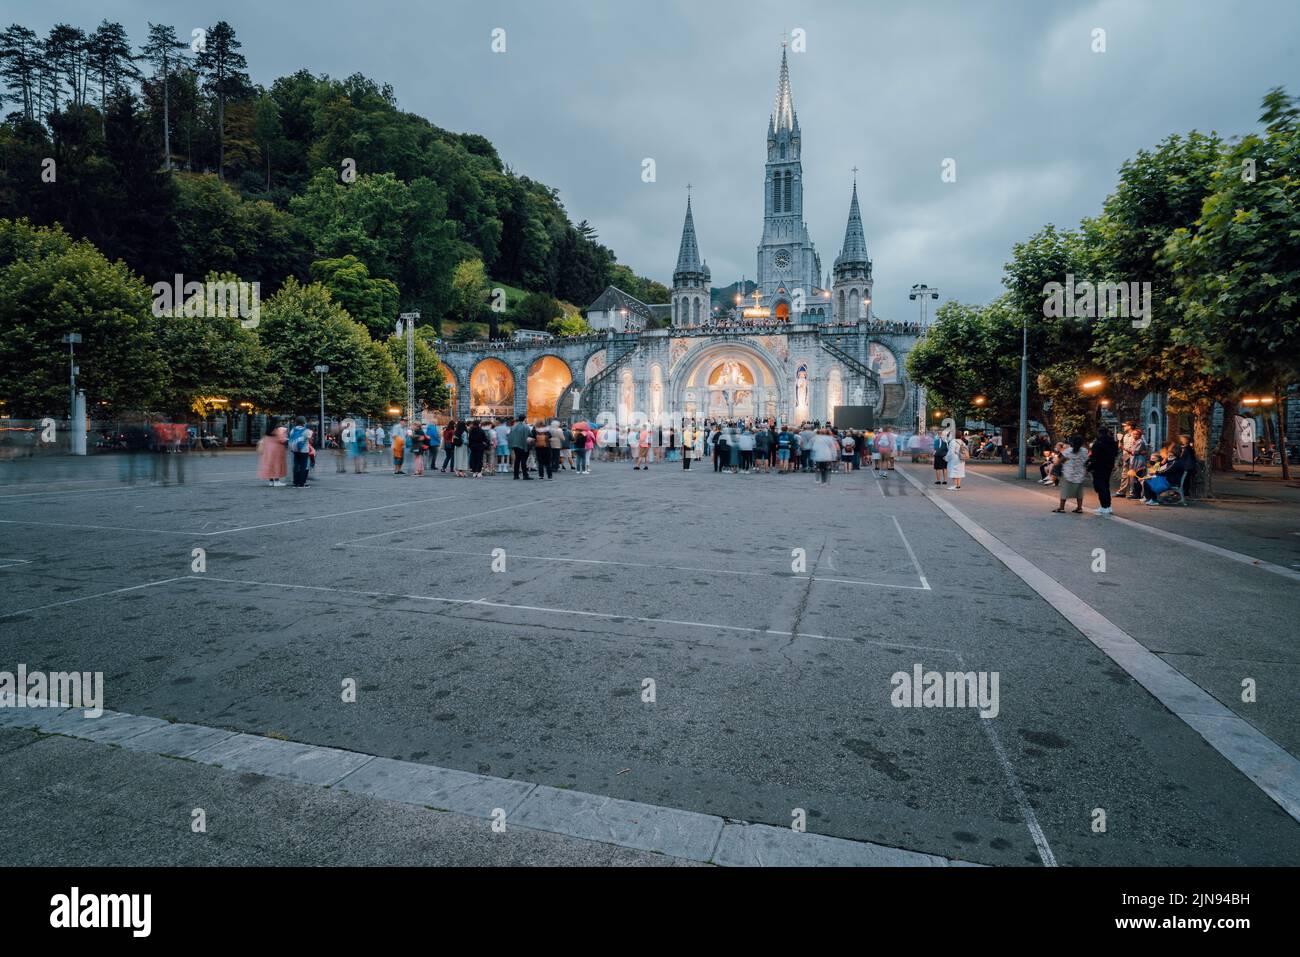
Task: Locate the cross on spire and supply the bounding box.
[851,166,859,185]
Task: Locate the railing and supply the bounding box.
[579,342,639,400]
[433,320,922,352]
[820,338,879,383]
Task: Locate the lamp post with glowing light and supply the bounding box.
[1240,395,1275,476]
[909,285,939,435]
[1080,376,1106,432]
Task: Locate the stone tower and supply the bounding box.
[832,178,873,323]
[756,46,821,322]
[672,196,711,327]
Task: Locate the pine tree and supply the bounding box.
[195,20,249,180]
[86,20,137,138]
[0,25,41,121]
[141,23,187,169]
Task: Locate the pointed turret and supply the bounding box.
[675,196,702,276]
[672,195,709,327]
[832,178,874,322]
[834,181,869,268]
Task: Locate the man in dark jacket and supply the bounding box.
[508,416,532,480]
[1088,426,1120,514]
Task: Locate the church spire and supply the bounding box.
[675,195,703,276]
[770,46,797,135]
[836,179,869,266]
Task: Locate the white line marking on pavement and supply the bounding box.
[891,515,932,591]
[966,469,1300,584]
[175,575,951,651]
[0,577,187,619]
[0,494,470,538]
[6,705,978,867]
[956,653,1057,867]
[0,518,199,536]
[337,501,537,545]
[338,543,929,590]
[896,465,1300,825]
[203,494,467,535]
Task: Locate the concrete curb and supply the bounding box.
[0,695,982,867]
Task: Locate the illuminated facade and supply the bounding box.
[435,48,918,429]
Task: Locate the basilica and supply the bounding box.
[437,48,921,430]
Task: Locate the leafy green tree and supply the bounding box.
[169,172,310,286]
[450,257,490,334]
[1164,89,1300,479]
[907,297,1022,435]
[309,254,399,339]
[547,312,592,337]
[1090,130,1228,491]
[0,218,164,415]
[449,322,486,343]
[513,291,562,331]
[256,276,399,415]
[1000,224,1098,441]
[155,270,275,418]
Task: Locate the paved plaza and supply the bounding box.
[0,451,1297,866]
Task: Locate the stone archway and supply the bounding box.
[671,339,786,424]
[470,358,514,418]
[526,354,573,422]
[438,361,457,413]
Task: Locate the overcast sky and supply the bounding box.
[17,0,1300,318]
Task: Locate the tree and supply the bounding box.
[1090,130,1227,493]
[86,20,136,139]
[0,25,42,121]
[155,270,275,419]
[0,218,164,415]
[256,276,400,415]
[195,20,249,180]
[1000,224,1097,443]
[42,24,88,115]
[546,312,592,337]
[1165,89,1300,479]
[907,298,1022,436]
[309,255,400,340]
[169,172,311,287]
[141,23,187,169]
[250,91,282,190]
[449,258,490,334]
[513,291,562,331]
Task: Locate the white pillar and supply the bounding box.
[71,390,87,455]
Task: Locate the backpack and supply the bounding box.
[935,439,948,457]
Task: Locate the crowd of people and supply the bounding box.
[1033,423,1198,511]
[254,415,932,488]
[253,412,1199,511]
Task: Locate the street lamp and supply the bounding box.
[909,285,940,433]
[1240,395,1276,476]
[313,364,329,446]
[61,333,82,418]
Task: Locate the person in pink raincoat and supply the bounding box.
[257,420,288,486]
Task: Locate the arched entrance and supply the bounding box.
[775,301,790,322]
[672,340,785,424]
[526,355,572,422]
[470,358,513,417]
[438,361,457,414]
